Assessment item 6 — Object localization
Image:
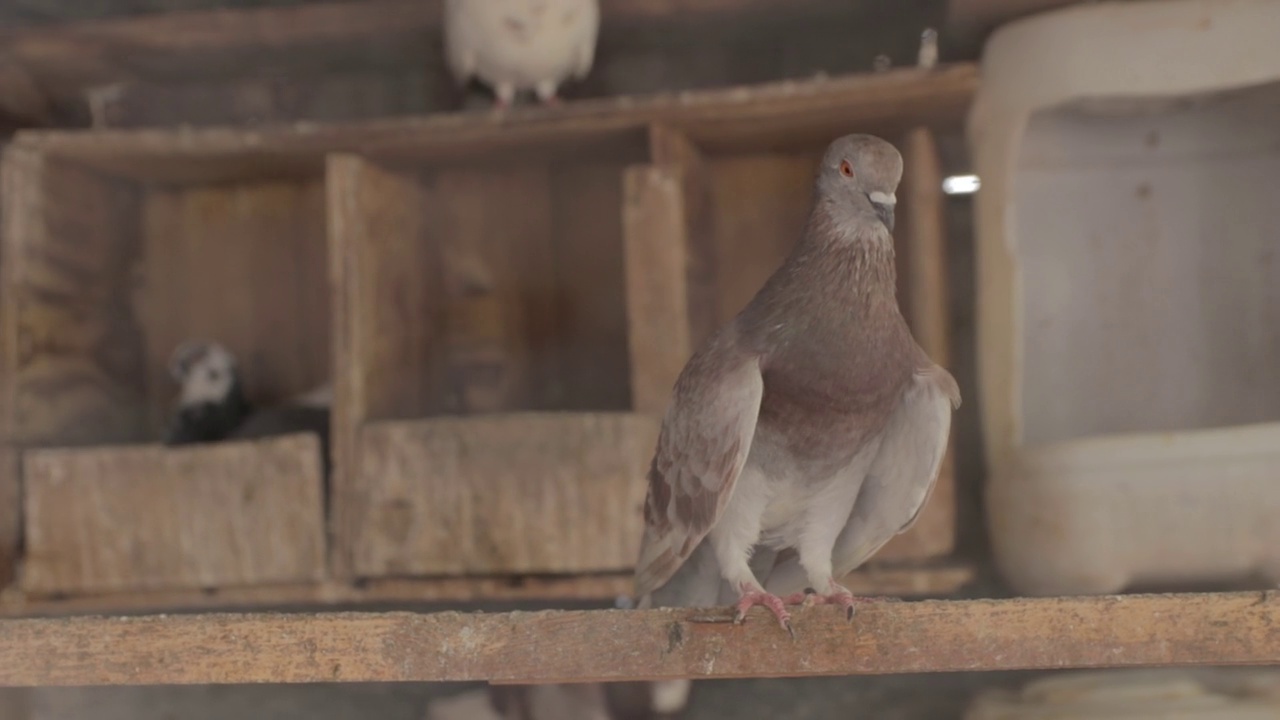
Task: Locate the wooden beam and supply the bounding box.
[11,64,977,186]
[0,0,835,97]
[0,564,974,619]
[0,592,1277,687]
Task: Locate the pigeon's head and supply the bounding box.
[816,133,903,232]
[169,340,239,407]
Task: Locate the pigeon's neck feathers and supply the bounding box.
[735,198,901,347]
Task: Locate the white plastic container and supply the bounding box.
[970,0,1280,595]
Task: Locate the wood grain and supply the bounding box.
[549,162,633,412]
[877,127,955,562]
[0,447,18,588]
[706,151,817,322]
[21,434,326,595]
[351,412,658,576]
[0,0,834,99]
[0,563,975,618]
[328,155,439,579]
[0,148,147,447]
[9,65,976,186]
[139,178,330,433]
[622,165,693,414]
[649,125,718,349]
[1,592,1277,686]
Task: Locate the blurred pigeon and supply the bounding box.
[443,0,600,108]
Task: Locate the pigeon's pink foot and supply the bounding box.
[733,585,793,637]
[785,585,901,621]
[542,94,561,106]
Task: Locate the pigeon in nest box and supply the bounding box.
[443,0,600,108]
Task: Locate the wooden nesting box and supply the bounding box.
[971,0,1280,596]
[328,66,974,580]
[0,131,332,595]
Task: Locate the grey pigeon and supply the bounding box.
[633,134,961,636]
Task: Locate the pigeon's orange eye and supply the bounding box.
[839,160,854,178]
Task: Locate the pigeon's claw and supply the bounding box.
[794,583,901,622]
[732,588,793,635]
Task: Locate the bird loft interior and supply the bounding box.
[0,66,975,613]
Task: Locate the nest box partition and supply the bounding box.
[328,125,662,580]
[624,116,960,566]
[0,133,330,596]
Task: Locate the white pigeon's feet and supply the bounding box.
[732,584,794,637]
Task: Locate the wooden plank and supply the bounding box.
[0,447,18,588]
[351,413,658,576]
[327,154,440,579]
[0,564,975,618]
[0,147,147,447]
[549,162,633,412]
[139,178,330,432]
[622,165,693,413]
[12,65,978,185]
[649,124,719,353]
[0,0,835,97]
[706,151,817,322]
[0,592,1277,686]
[0,58,52,127]
[431,166,555,414]
[21,434,326,595]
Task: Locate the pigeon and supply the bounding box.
[164,340,253,446]
[632,134,961,636]
[443,0,600,108]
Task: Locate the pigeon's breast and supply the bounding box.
[753,328,915,476]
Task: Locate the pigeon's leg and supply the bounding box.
[707,482,793,635]
[493,82,516,109]
[777,484,894,622]
[534,79,560,105]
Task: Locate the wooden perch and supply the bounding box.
[1,592,1277,687]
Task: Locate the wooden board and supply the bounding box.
[0,563,975,618]
[8,65,977,186]
[622,165,694,414]
[0,447,18,588]
[138,178,330,432]
[351,413,658,577]
[21,434,326,595]
[0,592,1277,686]
[0,147,147,446]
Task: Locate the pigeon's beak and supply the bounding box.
[868,191,896,231]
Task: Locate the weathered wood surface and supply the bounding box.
[12,65,976,185]
[0,147,146,446]
[0,0,832,98]
[139,178,331,430]
[623,165,694,414]
[0,564,975,619]
[21,434,326,595]
[1,592,1277,686]
[0,447,18,588]
[352,413,659,576]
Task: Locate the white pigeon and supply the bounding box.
[443,0,601,108]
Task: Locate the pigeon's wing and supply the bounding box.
[442,0,477,84]
[831,363,958,577]
[633,330,764,597]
